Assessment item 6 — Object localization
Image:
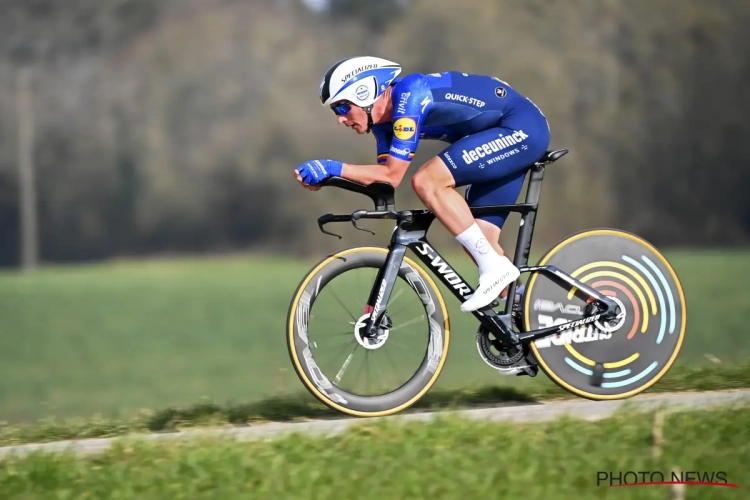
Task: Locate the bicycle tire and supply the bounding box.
[287,246,450,417]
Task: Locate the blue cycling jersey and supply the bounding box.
[371,71,549,163]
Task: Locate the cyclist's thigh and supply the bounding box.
[438,123,549,187]
[464,170,527,229]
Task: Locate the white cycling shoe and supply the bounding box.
[460,262,521,313]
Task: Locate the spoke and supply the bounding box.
[335,344,359,384]
[350,268,375,315]
[327,286,358,322]
[311,315,357,327]
[315,338,359,367]
[352,352,368,393]
[366,351,372,394]
[387,288,415,317]
[383,348,403,387]
[312,333,358,349]
[384,338,411,350]
[313,330,354,339]
[385,287,405,311]
[370,352,391,393]
[356,268,364,312]
[344,269,361,315]
[389,314,426,333]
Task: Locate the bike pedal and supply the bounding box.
[496,366,525,376]
[496,363,537,377]
[516,364,538,377]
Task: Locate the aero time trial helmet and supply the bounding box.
[319,56,402,111]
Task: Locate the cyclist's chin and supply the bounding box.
[350,122,367,134]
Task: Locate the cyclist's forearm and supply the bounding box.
[341,163,401,187]
[341,162,407,187]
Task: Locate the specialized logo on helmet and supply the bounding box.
[393,118,417,141]
[341,64,378,83]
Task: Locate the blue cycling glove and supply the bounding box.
[296,159,343,186]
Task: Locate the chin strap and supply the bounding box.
[364,105,374,134]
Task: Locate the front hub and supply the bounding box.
[354,313,391,350]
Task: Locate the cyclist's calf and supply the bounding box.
[460,220,514,299]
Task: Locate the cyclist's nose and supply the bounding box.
[337,115,348,124]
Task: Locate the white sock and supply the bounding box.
[456,223,506,276]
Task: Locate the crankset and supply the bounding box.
[476,326,538,377]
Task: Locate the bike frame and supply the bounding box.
[317,163,619,349]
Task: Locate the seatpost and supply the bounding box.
[504,165,546,314]
[524,165,546,206]
[514,164,545,266]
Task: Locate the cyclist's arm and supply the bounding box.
[373,124,391,166]
[341,75,433,188]
[341,157,410,188]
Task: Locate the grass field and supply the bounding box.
[1,405,747,498]
[1,249,748,424]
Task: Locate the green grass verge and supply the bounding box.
[1,360,748,447]
[0,249,748,424]
[1,405,747,498]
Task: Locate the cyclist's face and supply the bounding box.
[331,101,368,134]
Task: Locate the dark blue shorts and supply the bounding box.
[438,115,550,228]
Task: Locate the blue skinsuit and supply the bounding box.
[371,71,551,228]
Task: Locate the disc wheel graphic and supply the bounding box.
[523,229,687,400]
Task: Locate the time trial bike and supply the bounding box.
[286,149,687,417]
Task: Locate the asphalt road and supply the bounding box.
[1,389,748,459]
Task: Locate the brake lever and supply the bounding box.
[317,214,342,239]
[351,218,376,235]
[350,209,376,235]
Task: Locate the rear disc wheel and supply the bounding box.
[523,229,687,400]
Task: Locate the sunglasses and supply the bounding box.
[330,101,352,116]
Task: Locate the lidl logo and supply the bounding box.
[393,117,417,141]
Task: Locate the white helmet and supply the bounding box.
[319,56,402,109]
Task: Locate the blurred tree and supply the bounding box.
[0,0,748,267]
[327,0,407,34]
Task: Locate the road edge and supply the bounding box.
[1,389,748,459]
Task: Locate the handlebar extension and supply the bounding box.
[317,209,400,239]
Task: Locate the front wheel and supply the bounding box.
[287,247,450,417]
[523,229,687,400]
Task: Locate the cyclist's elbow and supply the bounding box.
[384,161,409,188]
[386,171,404,188]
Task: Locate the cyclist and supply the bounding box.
[295,56,550,312]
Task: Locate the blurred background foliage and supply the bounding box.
[0,0,748,267]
